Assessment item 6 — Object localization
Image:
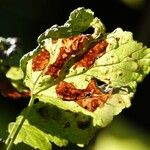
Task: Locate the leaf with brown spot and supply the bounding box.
[20,8,150,125]
[17,7,150,150]
[56,79,112,112]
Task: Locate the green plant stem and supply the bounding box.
[5,95,35,150]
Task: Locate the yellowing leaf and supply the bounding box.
[13,7,150,149]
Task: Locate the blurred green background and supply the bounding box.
[0,0,150,149]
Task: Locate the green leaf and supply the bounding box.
[6,67,24,81]
[20,7,105,94]
[37,7,105,42]
[8,101,96,147]
[87,28,150,87]
[6,66,28,92]
[9,117,52,150]
[19,8,150,149]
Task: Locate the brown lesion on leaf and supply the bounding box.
[1,89,30,100]
[32,49,50,71]
[31,35,108,81]
[0,77,30,100]
[74,39,108,68]
[56,79,112,112]
[45,34,90,78]
[56,80,84,100]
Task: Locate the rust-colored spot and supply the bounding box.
[56,80,84,100]
[56,79,112,112]
[45,35,90,78]
[0,78,30,100]
[1,89,30,100]
[32,49,50,71]
[75,39,108,68]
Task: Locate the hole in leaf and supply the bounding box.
[119,72,123,76]
[129,54,132,58]
[77,118,91,130]
[82,27,94,35]
[85,92,91,97]
[95,79,106,86]
[95,78,113,94]
[118,100,122,104]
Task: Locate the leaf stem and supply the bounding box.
[5,94,35,150]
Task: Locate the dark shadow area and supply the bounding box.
[122,74,150,131]
[0,94,29,141]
